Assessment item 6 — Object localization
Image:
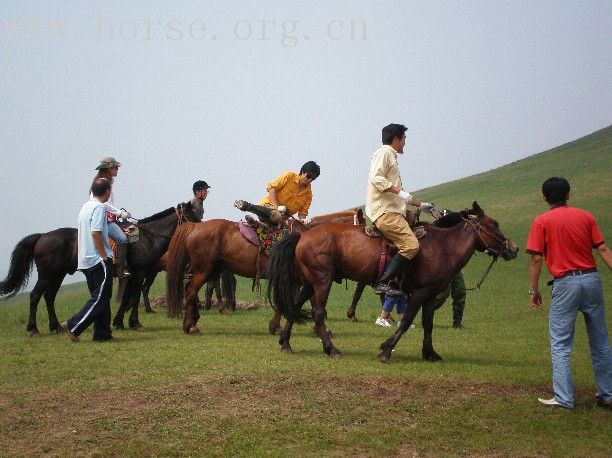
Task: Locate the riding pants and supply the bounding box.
[374,212,419,259]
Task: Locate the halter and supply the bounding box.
[460,214,512,291]
[463,215,513,259]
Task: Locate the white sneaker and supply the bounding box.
[538,397,568,408]
[375,317,392,327]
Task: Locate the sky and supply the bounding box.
[1,1,611,284]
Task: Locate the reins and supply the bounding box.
[460,215,507,291]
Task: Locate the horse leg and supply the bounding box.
[203,279,214,310]
[420,297,441,362]
[378,292,424,363]
[214,277,225,313]
[268,311,283,335]
[311,282,341,357]
[42,275,65,334]
[141,272,157,313]
[128,277,145,331]
[223,271,237,312]
[27,281,45,336]
[112,278,128,329]
[278,319,294,353]
[346,281,366,322]
[183,271,208,334]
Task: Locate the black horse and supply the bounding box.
[111,204,203,330]
[0,204,200,336]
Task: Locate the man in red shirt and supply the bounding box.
[526,177,612,409]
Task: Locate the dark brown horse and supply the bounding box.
[165,206,366,334]
[0,205,199,335]
[266,202,518,360]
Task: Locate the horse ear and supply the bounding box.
[472,201,483,215]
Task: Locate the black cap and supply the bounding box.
[192,180,211,193]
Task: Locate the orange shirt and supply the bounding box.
[258,171,312,218]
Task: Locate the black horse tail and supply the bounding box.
[165,223,194,318]
[0,233,42,300]
[266,233,309,323]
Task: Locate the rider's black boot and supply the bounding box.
[374,253,410,296]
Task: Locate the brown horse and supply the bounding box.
[164,206,366,334]
[266,202,518,361]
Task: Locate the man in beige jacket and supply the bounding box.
[365,123,434,296]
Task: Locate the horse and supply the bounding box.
[0,204,199,336]
[266,202,518,360]
[165,203,366,335]
[111,204,202,330]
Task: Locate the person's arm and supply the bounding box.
[92,231,108,261]
[267,188,279,208]
[529,254,544,309]
[596,243,612,269]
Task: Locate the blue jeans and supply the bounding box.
[108,222,127,243]
[383,295,407,314]
[549,272,612,408]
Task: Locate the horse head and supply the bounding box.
[464,201,518,261]
[176,201,201,223]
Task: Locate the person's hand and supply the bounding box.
[397,190,413,202]
[419,202,435,215]
[119,209,130,220]
[301,217,311,225]
[530,289,542,309]
[277,205,287,214]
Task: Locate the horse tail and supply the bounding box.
[165,223,194,318]
[0,233,42,299]
[266,233,307,322]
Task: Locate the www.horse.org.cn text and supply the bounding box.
[1,10,368,47]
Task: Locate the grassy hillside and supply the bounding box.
[419,124,612,243]
[1,126,611,456]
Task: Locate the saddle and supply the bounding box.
[239,215,288,256]
[365,210,426,277]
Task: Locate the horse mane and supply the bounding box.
[431,211,467,228]
[138,207,176,224]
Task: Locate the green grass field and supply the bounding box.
[1,126,611,456]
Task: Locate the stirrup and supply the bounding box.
[374,282,403,296]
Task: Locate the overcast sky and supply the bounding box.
[1,1,611,284]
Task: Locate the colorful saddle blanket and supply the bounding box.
[238,219,289,256]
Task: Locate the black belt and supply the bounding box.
[555,267,597,280]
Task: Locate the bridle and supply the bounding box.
[461,214,513,291]
[463,214,513,259]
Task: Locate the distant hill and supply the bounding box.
[416,125,612,245]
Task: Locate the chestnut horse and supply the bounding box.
[266,202,518,361]
[165,206,366,334]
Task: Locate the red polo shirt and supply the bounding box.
[526,205,604,278]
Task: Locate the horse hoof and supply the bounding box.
[131,325,145,332]
[113,323,126,330]
[29,330,42,337]
[188,326,201,335]
[423,352,443,362]
[329,350,343,358]
[144,308,156,314]
[281,347,293,354]
[378,351,391,363]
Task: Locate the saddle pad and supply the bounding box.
[239,221,259,246]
